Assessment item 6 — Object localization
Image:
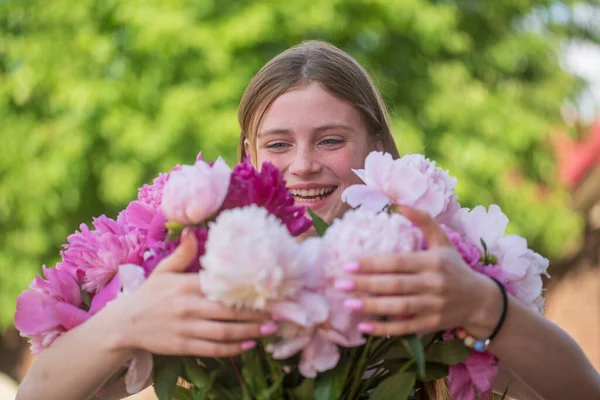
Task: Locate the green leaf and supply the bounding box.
[307,208,329,236]
[154,357,183,400]
[401,335,426,379]
[259,373,285,400]
[182,357,212,387]
[314,363,352,400]
[241,348,268,397]
[192,370,221,400]
[401,362,449,382]
[425,339,472,365]
[287,379,315,400]
[480,238,488,254]
[172,386,194,400]
[369,372,416,400]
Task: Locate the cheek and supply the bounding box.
[256,150,287,172]
[326,149,365,186]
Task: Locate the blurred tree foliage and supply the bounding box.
[1,0,598,328]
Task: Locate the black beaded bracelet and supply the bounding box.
[487,277,508,341]
[455,277,508,352]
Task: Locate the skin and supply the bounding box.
[17,81,600,400]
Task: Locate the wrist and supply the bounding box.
[97,299,137,359]
[464,274,504,339]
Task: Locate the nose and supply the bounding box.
[288,147,322,177]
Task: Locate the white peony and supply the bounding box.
[199,205,309,309]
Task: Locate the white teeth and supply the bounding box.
[289,187,335,198]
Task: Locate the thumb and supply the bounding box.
[397,205,452,248]
[154,228,199,274]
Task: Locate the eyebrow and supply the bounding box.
[257,123,356,137]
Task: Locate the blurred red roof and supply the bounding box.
[555,121,600,188]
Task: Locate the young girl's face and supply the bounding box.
[247,81,377,225]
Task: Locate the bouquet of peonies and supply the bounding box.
[14,151,549,400]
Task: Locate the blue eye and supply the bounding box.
[320,138,344,146]
[266,142,289,149]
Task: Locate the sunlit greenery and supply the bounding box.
[1,0,596,329]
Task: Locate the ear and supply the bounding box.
[372,139,384,152]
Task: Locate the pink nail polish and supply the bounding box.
[260,323,279,336]
[358,323,374,333]
[241,341,256,351]
[343,261,360,273]
[334,279,355,292]
[272,313,285,321]
[343,298,364,310]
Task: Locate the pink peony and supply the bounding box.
[59,216,143,294]
[319,209,424,278]
[443,225,516,295]
[200,205,308,309]
[137,163,184,210]
[342,152,460,224]
[268,289,365,378]
[448,352,498,400]
[14,266,83,353]
[142,226,207,274]
[161,158,231,225]
[453,205,549,309]
[222,159,312,237]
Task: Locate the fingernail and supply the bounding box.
[334,279,355,292]
[260,322,279,336]
[241,341,256,351]
[181,227,192,240]
[343,298,364,310]
[358,323,374,333]
[343,261,360,273]
[272,313,285,321]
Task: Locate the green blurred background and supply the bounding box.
[1,0,599,336]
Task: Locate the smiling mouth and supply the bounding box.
[288,187,337,202]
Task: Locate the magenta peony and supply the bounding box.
[222,159,312,237]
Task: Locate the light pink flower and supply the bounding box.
[342,152,459,224]
[161,158,231,225]
[319,209,424,278]
[448,352,498,400]
[267,289,365,378]
[200,205,308,310]
[453,205,549,309]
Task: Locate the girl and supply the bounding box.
[17,41,600,400]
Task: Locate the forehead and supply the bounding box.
[258,82,367,134]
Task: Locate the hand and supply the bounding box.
[335,207,502,338]
[101,229,277,357]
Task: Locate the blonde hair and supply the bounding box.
[237,40,400,162]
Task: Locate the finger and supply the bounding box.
[357,315,442,337]
[180,320,278,342]
[154,228,199,274]
[351,252,437,274]
[336,274,430,295]
[171,337,257,357]
[397,206,452,248]
[175,296,271,322]
[343,295,438,316]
